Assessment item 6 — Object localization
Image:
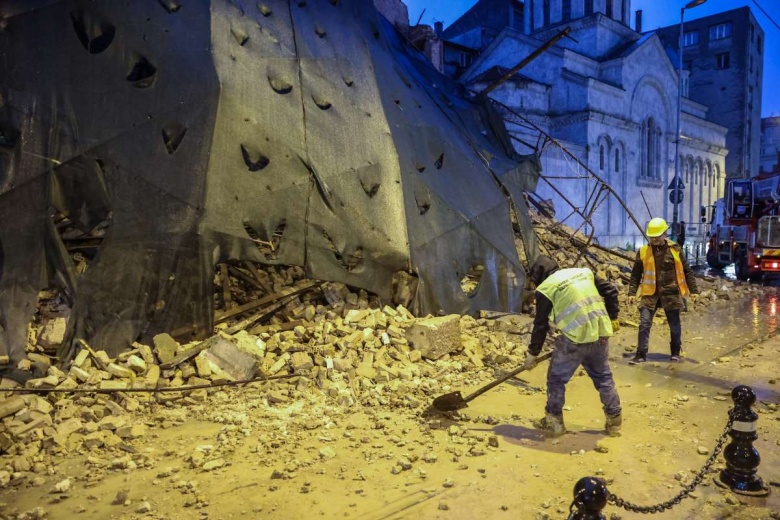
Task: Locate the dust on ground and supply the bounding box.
[2,290,780,520]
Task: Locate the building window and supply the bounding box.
[599,145,605,170]
[758,35,762,54]
[622,0,629,24]
[716,52,730,69]
[614,148,620,172]
[562,0,571,21]
[585,0,593,16]
[683,31,699,47]
[750,24,754,42]
[709,22,732,40]
[606,0,613,18]
[543,0,550,27]
[641,118,661,180]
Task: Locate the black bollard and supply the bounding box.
[716,385,770,496]
[568,477,607,520]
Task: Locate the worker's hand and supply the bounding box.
[627,296,636,307]
[523,354,538,371]
[611,319,620,333]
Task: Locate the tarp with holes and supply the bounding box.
[0,0,540,364]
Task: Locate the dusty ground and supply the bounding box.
[2,293,780,520]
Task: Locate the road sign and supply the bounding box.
[669,189,684,204]
[668,176,685,190]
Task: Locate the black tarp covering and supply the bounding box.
[0,0,540,363]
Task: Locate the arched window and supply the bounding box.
[645,117,655,179]
[562,0,572,21]
[585,0,594,16]
[599,145,605,170]
[614,148,620,172]
[543,0,550,26]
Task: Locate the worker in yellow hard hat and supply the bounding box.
[627,218,699,364]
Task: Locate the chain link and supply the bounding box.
[606,410,735,514]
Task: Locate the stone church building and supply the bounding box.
[443,0,728,251]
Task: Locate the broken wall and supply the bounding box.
[0,0,540,364]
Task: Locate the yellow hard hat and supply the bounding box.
[646,217,669,237]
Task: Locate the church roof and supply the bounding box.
[602,31,654,61]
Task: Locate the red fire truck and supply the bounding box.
[706,172,780,280]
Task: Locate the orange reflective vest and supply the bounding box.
[639,241,689,297]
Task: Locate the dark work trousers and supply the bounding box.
[545,336,621,418]
[637,301,682,356]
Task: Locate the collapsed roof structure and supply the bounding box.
[0,0,541,364]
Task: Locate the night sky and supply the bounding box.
[404,0,780,117]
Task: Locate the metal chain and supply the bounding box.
[607,410,735,514]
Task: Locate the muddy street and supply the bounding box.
[1,286,779,520]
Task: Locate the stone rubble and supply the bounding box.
[0,218,775,518]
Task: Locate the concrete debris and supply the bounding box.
[0,253,774,518]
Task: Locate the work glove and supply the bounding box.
[523,354,538,371]
[627,295,636,306]
[611,319,620,333]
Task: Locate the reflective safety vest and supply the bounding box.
[639,241,690,297]
[535,268,613,344]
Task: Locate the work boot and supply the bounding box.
[628,354,646,365]
[605,414,622,437]
[533,413,566,437]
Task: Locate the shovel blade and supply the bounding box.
[432,390,468,412]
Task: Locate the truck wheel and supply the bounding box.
[706,247,725,269]
[735,256,749,281]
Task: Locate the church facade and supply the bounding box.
[445,0,728,251]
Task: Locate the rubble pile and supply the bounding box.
[0,220,771,517]
[528,211,766,321]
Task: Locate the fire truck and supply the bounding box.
[706,172,780,280]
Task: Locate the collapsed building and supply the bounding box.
[0,0,546,369]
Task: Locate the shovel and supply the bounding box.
[431,351,552,412]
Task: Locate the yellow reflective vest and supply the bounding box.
[638,242,690,297]
[535,268,613,344]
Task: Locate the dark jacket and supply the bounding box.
[528,268,620,356]
[628,239,698,311]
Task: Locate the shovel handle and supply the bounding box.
[462,351,552,403]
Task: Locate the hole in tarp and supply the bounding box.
[52,209,112,275]
[360,180,380,198]
[0,125,20,150]
[357,164,382,199]
[126,54,157,88]
[268,76,293,94]
[393,98,401,106]
[258,4,272,16]
[243,219,286,261]
[314,25,326,38]
[323,231,363,273]
[162,126,187,154]
[397,71,412,88]
[297,1,307,7]
[232,27,249,46]
[241,144,270,171]
[312,96,332,110]
[415,196,430,215]
[329,0,339,5]
[416,165,425,173]
[434,153,444,169]
[158,0,182,13]
[343,76,354,87]
[70,9,115,54]
[459,265,484,297]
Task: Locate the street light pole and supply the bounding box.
[673,0,707,233]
